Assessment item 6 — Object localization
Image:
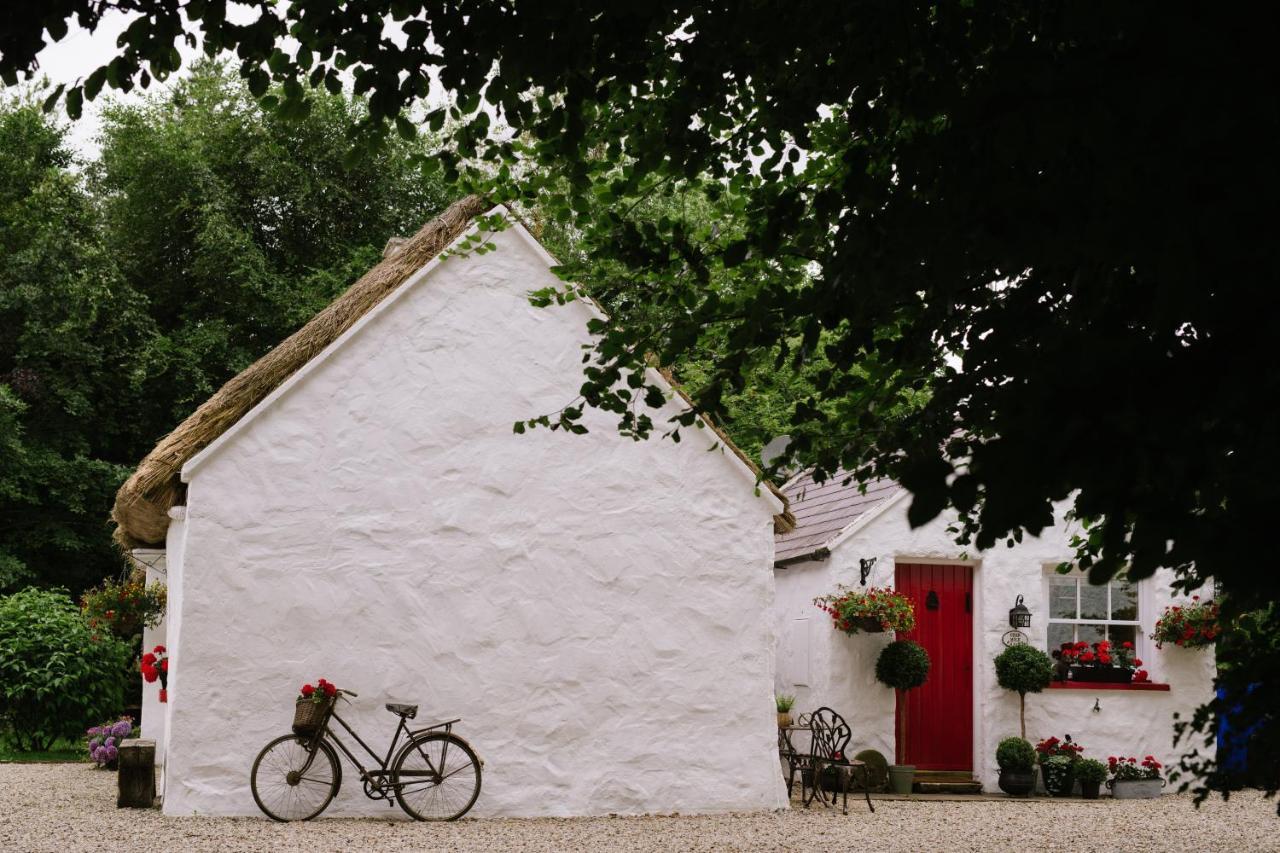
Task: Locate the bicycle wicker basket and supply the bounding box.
[292,696,333,736]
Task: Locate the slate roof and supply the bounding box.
[773,471,902,565]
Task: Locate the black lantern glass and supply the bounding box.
[1009,594,1032,629]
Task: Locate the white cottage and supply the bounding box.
[112,197,794,818]
[773,471,1216,792]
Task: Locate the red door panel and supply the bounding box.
[895,563,973,770]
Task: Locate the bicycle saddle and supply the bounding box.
[385,703,418,719]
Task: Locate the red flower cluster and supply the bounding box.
[140,645,168,686]
[1035,735,1084,759]
[1108,755,1162,780]
[1055,639,1139,671]
[299,678,338,704]
[1152,597,1220,649]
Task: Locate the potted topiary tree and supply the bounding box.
[994,644,1054,739]
[1075,758,1108,799]
[875,639,930,795]
[995,736,1036,796]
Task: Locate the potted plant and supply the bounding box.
[1075,758,1108,799]
[1061,640,1140,683]
[995,736,1036,796]
[994,644,1053,739]
[140,645,168,702]
[1035,735,1084,796]
[776,694,796,728]
[1107,755,1165,798]
[875,639,930,794]
[1152,596,1220,649]
[814,585,916,634]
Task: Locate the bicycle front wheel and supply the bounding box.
[250,734,339,821]
[392,732,482,821]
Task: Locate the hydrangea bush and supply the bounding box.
[86,717,133,767]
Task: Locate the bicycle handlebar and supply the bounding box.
[341,689,359,698]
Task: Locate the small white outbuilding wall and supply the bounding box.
[774,490,1216,792]
[158,218,787,817]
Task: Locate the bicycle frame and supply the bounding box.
[301,700,459,797]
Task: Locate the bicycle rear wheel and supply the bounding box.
[392,732,482,821]
[250,734,339,821]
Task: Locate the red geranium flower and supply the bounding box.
[301,684,315,697]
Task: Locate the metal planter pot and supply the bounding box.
[1109,778,1165,799]
[888,764,915,795]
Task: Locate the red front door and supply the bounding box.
[895,563,973,770]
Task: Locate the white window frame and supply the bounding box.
[1042,567,1151,656]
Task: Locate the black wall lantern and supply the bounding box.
[1009,594,1032,629]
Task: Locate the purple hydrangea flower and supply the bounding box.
[104,745,118,760]
[111,721,131,739]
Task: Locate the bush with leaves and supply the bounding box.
[995,645,1054,740]
[0,588,132,751]
[996,737,1036,772]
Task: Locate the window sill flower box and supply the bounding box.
[1069,666,1133,684]
[1048,681,1170,692]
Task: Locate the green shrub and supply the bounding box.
[0,588,132,751]
[994,644,1054,738]
[996,736,1036,771]
[1076,758,1108,784]
[874,639,931,691]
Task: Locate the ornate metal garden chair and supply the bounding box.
[793,706,874,814]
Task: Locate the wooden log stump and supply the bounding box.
[117,738,156,808]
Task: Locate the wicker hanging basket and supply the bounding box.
[292,697,333,736]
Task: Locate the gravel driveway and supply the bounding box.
[1,763,1275,852]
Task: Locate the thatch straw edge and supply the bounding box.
[111,195,490,548]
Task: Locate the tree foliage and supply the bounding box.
[5,3,1279,797]
[0,63,450,593]
[0,587,132,752]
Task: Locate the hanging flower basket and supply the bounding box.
[814,586,915,635]
[1152,597,1220,649]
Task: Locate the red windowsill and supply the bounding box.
[1048,681,1170,692]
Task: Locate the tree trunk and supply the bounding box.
[1019,692,1026,740]
[897,688,907,764]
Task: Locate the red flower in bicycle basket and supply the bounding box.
[323,682,337,698]
[300,684,315,698]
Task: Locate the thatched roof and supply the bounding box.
[111,196,792,548]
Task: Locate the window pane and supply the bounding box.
[1108,624,1137,647]
[1076,623,1106,646]
[1049,577,1078,619]
[1048,622,1076,651]
[1080,582,1108,621]
[1110,580,1138,621]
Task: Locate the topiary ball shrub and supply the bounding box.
[1075,757,1108,784]
[874,639,930,690]
[994,644,1055,695]
[996,736,1036,771]
[994,644,1054,738]
[0,588,132,752]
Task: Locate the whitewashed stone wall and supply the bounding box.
[160,220,787,817]
[135,549,167,762]
[774,493,1217,791]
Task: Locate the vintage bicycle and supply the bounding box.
[249,684,482,822]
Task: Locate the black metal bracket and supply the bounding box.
[859,557,876,586]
